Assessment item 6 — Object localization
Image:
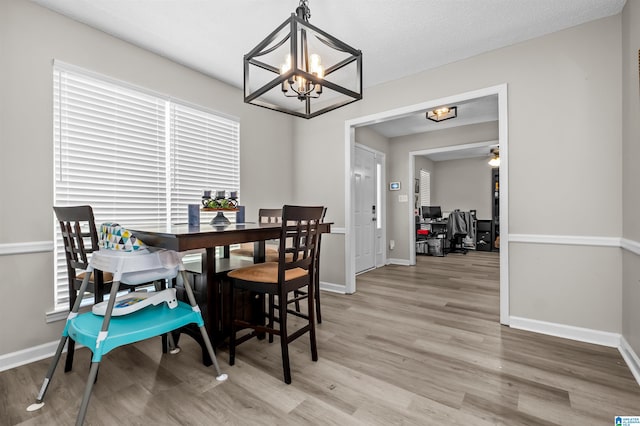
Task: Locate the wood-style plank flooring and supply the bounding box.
[2,251,639,425]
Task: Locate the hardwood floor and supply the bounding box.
[2,251,639,425]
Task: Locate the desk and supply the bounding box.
[420,220,447,236]
[128,222,331,360]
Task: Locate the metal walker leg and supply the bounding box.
[27,269,93,412]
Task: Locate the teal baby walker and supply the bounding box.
[28,223,227,425]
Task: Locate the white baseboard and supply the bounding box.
[509,316,640,386]
[620,336,640,386]
[319,281,347,294]
[509,316,621,348]
[387,258,411,266]
[0,340,65,373]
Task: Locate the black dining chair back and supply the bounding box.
[258,208,282,224]
[227,205,324,384]
[289,207,326,323]
[54,205,108,372]
[54,205,107,308]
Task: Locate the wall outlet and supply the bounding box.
[389,240,395,250]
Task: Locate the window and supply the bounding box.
[53,62,239,310]
[420,169,431,207]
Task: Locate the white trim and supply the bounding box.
[0,241,54,256]
[330,227,346,234]
[45,309,69,323]
[621,238,640,256]
[319,281,348,294]
[405,86,509,324]
[412,140,498,157]
[509,234,621,247]
[408,140,498,267]
[387,258,411,266]
[344,126,356,294]
[0,340,64,373]
[509,316,621,348]
[620,335,640,386]
[497,86,509,326]
[345,84,510,309]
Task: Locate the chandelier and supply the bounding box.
[243,0,363,119]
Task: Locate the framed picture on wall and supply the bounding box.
[414,178,420,194]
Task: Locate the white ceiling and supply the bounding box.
[422,141,499,163]
[30,0,625,138]
[31,0,625,92]
[368,95,499,139]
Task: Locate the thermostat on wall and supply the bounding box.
[389,182,400,190]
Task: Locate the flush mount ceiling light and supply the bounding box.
[488,149,500,167]
[426,106,457,122]
[243,0,362,119]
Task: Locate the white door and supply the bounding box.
[354,145,376,273]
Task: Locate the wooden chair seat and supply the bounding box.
[76,271,115,283]
[228,262,306,283]
[230,243,279,258]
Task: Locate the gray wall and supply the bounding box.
[622,1,640,359]
[293,15,624,333]
[355,126,390,156]
[432,157,493,220]
[1,0,637,359]
[0,0,295,354]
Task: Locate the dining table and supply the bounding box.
[128,220,331,365]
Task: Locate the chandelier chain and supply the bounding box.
[298,0,311,20]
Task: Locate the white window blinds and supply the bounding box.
[420,169,431,207]
[170,103,240,224]
[53,62,240,310]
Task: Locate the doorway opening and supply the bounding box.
[344,84,509,325]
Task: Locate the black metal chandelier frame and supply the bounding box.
[244,1,363,119]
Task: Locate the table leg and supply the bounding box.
[204,247,218,344]
[253,241,266,263]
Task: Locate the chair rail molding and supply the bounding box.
[0,241,54,256]
[621,238,640,256]
[508,234,621,247]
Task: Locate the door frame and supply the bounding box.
[344,84,509,325]
[409,139,498,265]
[354,142,387,272]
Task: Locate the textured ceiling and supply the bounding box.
[31,0,625,91]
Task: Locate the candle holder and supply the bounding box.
[201,190,240,225]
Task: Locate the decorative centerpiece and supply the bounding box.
[202,190,239,225]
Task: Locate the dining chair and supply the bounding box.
[230,208,282,260]
[54,205,162,372]
[29,228,227,425]
[227,205,324,384]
